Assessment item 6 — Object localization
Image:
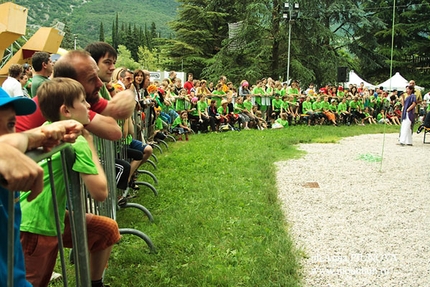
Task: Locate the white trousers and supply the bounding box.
[399,114,413,145]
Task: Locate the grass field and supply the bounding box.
[52,124,399,287]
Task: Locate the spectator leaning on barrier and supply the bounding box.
[16,50,135,141]
[0,86,83,287]
[20,78,120,287]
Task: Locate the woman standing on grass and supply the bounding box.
[399,85,417,146]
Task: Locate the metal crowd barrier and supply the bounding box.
[6,143,91,287]
[89,135,156,252]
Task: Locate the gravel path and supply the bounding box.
[275,133,430,286]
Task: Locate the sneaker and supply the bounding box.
[50,272,62,282]
[129,181,140,190]
[417,125,424,134]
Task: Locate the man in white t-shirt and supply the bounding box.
[2,64,23,97]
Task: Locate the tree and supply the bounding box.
[138,46,159,71]
[164,0,230,76]
[116,45,140,70]
[99,22,105,42]
[61,21,75,50]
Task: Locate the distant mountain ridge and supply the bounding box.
[14,0,178,46]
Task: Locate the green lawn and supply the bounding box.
[52,124,399,286]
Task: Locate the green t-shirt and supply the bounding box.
[20,135,98,236]
[329,104,337,112]
[99,84,112,100]
[211,91,225,107]
[175,96,186,112]
[197,101,208,114]
[287,87,299,95]
[312,101,322,112]
[31,75,49,97]
[321,101,330,111]
[281,101,290,111]
[172,116,182,129]
[217,106,228,115]
[349,101,359,111]
[243,100,253,111]
[302,101,312,113]
[272,98,283,110]
[234,103,244,114]
[337,102,348,113]
[275,118,289,128]
[155,117,163,130]
[252,87,265,96]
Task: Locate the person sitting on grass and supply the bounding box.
[20,78,120,287]
[234,96,250,130]
[362,107,376,124]
[255,110,268,130]
[272,113,289,129]
[172,110,191,140]
[377,109,392,125]
[271,93,283,121]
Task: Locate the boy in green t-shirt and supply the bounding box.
[271,93,283,120]
[19,78,120,287]
[172,110,191,140]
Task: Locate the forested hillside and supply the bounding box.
[13,0,177,46]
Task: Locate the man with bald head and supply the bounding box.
[16,50,135,140]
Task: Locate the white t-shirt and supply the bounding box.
[2,76,23,97]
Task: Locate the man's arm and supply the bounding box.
[85,113,122,141]
[101,90,135,120]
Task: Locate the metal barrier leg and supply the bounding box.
[134,181,158,196]
[118,202,154,222]
[144,159,157,170]
[150,143,163,154]
[119,228,156,253]
[136,169,158,185]
[156,139,169,151]
[151,153,158,163]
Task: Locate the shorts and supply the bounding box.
[21,212,120,286]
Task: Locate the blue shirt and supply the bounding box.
[0,188,32,286]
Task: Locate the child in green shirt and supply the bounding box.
[20,78,120,287]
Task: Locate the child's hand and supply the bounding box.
[29,120,84,152]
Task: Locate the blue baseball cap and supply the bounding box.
[0,87,36,115]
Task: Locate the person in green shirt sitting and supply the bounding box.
[271,93,283,121]
[302,96,315,126]
[272,113,289,129]
[337,97,351,125]
[172,110,191,140]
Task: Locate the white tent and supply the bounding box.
[377,72,424,92]
[346,70,375,89]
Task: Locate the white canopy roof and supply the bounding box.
[377,72,424,92]
[346,70,375,89]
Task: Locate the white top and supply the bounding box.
[2,76,23,97]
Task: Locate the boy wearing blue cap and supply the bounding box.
[0,87,83,286]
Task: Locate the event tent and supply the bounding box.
[377,72,424,91]
[346,70,375,89]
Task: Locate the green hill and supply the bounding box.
[13,0,178,46]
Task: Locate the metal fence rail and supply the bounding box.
[6,143,91,287]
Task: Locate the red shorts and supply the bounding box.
[21,212,120,286]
